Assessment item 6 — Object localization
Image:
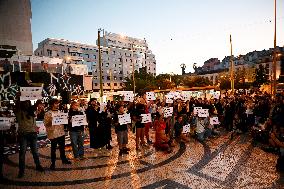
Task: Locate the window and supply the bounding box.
[114,83,117,86]
[107,83,110,86]
[47,49,52,56]
[105,63,109,67]
[102,76,104,80]
[114,76,117,80]
[93,76,98,80]
[107,76,110,80]
[61,51,65,55]
[119,77,123,80]
[94,83,98,86]
[120,83,123,86]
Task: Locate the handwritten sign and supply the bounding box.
[99,103,107,113]
[182,124,190,134]
[72,115,88,127]
[210,117,220,125]
[146,92,156,101]
[181,93,191,101]
[118,113,131,125]
[20,87,43,101]
[141,113,152,123]
[193,107,202,115]
[123,92,134,102]
[165,95,174,104]
[164,107,173,117]
[52,112,68,125]
[0,117,11,131]
[213,91,220,99]
[198,109,209,118]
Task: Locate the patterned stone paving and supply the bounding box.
[1,129,283,189]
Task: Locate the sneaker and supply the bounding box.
[50,164,55,170]
[36,165,44,172]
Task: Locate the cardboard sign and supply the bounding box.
[146,92,156,101]
[165,95,174,104]
[163,107,173,117]
[198,109,209,118]
[210,117,220,125]
[52,112,68,125]
[141,113,152,123]
[182,124,190,134]
[20,87,43,101]
[0,117,11,131]
[36,121,47,137]
[118,113,131,125]
[72,115,88,127]
[193,107,202,115]
[213,91,220,99]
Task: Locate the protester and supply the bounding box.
[44,99,71,170]
[68,101,85,160]
[15,100,44,178]
[85,99,99,149]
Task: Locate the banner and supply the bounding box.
[72,115,88,127]
[52,112,68,125]
[118,113,131,125]
[141,113,152,123]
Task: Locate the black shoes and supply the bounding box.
[36,165,45,172]
[62,160,72,164]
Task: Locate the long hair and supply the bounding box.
[20,100,35,119]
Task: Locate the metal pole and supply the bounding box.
[98,29,103,100]
[272,0,277,98]
[230,34,234,94]
[132,43,135,95]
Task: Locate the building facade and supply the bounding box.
[34,32,156,91]
[0,0,33,56]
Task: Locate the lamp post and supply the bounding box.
[230,34,235,94]
[98,29,103,101]
[272,0,277,98]
[131,43,135,95]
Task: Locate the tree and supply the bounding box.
[253,64,269,87]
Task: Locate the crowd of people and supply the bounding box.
[0,90,284,180]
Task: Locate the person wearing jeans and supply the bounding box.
[68,101,85,160]
[44,99,71,170]
[15,100,44,178]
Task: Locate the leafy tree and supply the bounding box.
[253,64,269,87]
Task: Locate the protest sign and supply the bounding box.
[198,109,209,118]
[72,115,88,127]
[193,107,202,115]
[36,121,47,137]
[210,117,220,125]
[141,113,152,123]
[165,95,174,104]
[182,124,191,134]
[118,113,131,125]
[163,107,173,117]
[146,92,156,101]
[0,117,11,131]
[52,112,68,125]
[20,87,43,101]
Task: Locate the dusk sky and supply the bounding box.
[31,0,284,74]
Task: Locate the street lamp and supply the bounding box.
[98,28,103,102]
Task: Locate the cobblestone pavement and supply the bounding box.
[1,129,283,189]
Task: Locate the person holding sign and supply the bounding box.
[68,102,85,161]
[114,105,130,156]
[174,115,190,143]
[14,100,44,178]
[196,115,212,142]
[44,99,71,170]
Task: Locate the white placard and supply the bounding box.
[52,112,68,125]
[165,95,174,104]
[173,92,182,99]
[36,121,47,136]
[181,93,191,101]
[213,91,220,99]
[99,103,107,113]
[193,107,202,115]
[163,107,173,117]
[210,117,220,125]
[118,113,131,125]
[146,92,156,101]
[123,92,134,102]
[0,117,11,131]
[72,115,88,127]
[198,109,209,118]
[20,87,43,101]
[182,124,191,134]
[141,113,152,123]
